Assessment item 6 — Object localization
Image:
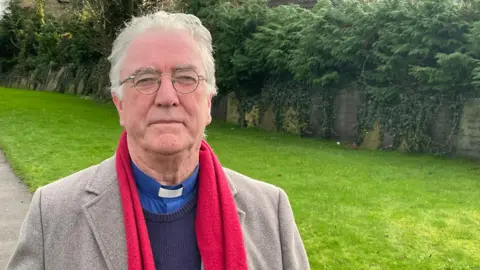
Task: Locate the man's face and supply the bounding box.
[113,28,213,155]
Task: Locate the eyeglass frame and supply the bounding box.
[119,67,207,95]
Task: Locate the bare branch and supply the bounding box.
[9,37,21,49]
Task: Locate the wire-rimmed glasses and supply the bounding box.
[120,67,206,95]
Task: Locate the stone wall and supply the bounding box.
[215,90,480,160]
[223,92,303,133]
[0,62,110,100]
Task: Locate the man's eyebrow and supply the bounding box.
[132,66,157,75]
[130,65,199,75]
[174,64,198,71]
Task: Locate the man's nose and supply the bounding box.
[154,76,180,107]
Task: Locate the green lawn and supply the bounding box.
[1,87,480,269]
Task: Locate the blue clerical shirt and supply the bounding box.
[131,160,199,214]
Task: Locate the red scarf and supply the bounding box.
[115,131,248,270]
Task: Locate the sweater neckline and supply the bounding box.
[142,191,198,223]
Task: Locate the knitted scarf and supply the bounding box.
[115,131,248,270]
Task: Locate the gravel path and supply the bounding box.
[0,151,32,268]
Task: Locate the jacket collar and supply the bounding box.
[84,155,118,195]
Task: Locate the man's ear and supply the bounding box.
[206,93,213,125]
[208,93,213,109]
[112,92,125,127]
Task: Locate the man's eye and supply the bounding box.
[175,76,197,85]
[135,77,157,86]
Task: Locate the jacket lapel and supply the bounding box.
[82,157,127,270]
[223,168,246,226]
[236,207,246,226]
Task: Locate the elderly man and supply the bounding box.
[7,11,309,270]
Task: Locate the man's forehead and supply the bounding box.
[127,28,196,53]
[121,30,203,76]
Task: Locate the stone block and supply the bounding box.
[259,105,276,132]
[226,92,240,124]
[455,99,480,159]
[333,87,361,142]
[360,120,381,150]
[245,105,260,127]
[283,108,301,135]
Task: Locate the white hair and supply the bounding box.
[107,11,217,99]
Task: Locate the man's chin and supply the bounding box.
[145,134,189,155]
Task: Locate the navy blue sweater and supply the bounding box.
[143,193,201,270]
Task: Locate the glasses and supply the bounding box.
[120,68,206,95]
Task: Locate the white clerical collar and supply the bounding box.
[158,187,184,198]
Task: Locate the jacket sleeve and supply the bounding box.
[6,187,45,270]
[277,187,310,270]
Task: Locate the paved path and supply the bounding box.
[0,151,32,268]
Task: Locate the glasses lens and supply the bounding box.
[173,69,199,93]
[134,72,159,94]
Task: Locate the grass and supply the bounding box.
[1,87,480,269]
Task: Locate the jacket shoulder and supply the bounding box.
[223,167,282,209]
[39,156,116,197]
[36,157,116,217]
[224,167,280,193]
[39,162,100,198]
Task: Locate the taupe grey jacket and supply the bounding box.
[6,156,310,270]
